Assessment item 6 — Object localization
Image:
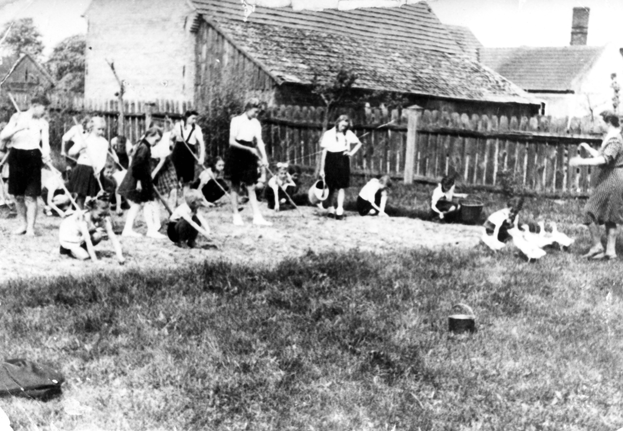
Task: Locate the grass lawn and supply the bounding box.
[1,163,620,430]
[1,240,622,430]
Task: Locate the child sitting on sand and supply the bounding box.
[167,189,211,248]
[430,173,467,222]
[58,192,125,264]
[357,175,392,216]
[265,162,297,211]
[483,197,524,243]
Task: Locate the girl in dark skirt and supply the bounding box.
[68,117,110,209]
[192,156,229,204]
[430,173,468,222]
[319,114,362,220]
[570,110,623,260]
[0,96,51,236]
[226,98,271,226]
[171,110,205,187]
[118,127,166,239]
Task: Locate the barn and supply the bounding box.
[84,0,540,117]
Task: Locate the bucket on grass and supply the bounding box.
[308,180,329,206]
[460,200,484,225]
[448,303,476,334]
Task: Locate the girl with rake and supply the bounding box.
[225,98,271,226]
[118,127,167,239]
[67,116,110,209]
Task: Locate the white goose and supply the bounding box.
[508,227,547,261]
[549,222,575,250]
[481,232,506,252]
[520,222,556,249]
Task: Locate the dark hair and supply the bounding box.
[288,165,302,176]
[86,192,111,210]
[208,156,224,170]
[31,95,50,106]
[184,110,199,119]
[600,110,620,128]
[143,126,163,140]
[116,135,127,145]
[440,174,456,192]
[334,114,353,131]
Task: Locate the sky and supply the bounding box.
[0,0,621,59]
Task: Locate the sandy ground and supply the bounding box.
[0,202,483,282]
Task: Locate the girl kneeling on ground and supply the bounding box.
[357,175,392,216]
[266,162,297,211]
[58,192,125,264]
[167,189,211,248]
[430,173,467,222]
[192,156,229,205]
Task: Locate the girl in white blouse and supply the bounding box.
[0,96,51,236]
[319,115,362,220]
[225,98,271,226]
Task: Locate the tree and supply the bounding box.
[0,18,44,58]
[46,35,86,94]
[311,66,359,132]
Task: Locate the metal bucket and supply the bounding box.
[460,200,484,225]
[448,303,476,334]
[308,180,329,206]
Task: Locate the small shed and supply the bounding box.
[0,53,56,95]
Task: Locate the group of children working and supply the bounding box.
[0,96,523,267]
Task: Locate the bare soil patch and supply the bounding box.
[0,203,482,282]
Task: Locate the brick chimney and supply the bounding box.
[570,7,590,46]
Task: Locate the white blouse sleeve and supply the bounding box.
[229,116,241,142]
[320,129,334,149]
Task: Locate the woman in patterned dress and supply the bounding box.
[570,110,623,260]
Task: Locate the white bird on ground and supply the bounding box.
[549,222,574,250]
[508,227,547,261]
[481,232,506,252]
[520,223,556,249]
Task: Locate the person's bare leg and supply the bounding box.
[231,185,243,225]
[25,195,38,236]
[249,184,271,226]
[13,195,27,235]
[122,203,143,237]
[606,223,618,257]
[336,189,345,217]
[583,222,604,257]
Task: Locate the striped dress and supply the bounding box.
[584,133,623,225]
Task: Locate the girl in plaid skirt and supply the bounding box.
[151,130,178,211]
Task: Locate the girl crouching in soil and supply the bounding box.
[58,193,125,264]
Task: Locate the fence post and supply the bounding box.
[404,104,422,184]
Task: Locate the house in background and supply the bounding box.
[0,53,56,95]
[84,0,541,117]
[481,7,623,117]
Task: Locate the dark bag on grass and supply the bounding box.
[0,359,65,400]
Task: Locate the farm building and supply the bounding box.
[0,53,56,95]
[445,24,483,62]
[84,0,540,117]
[481,7,623,117]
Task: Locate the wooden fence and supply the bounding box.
[4,93,609,195]
[263,105,606,195]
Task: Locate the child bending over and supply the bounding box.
[430,174,467,222]
[167,189,211,248]
[58,193,125,264]
[265,162,297,211]
[357,175,392,216]
[192,156,229,205]
[483,197,524,243]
